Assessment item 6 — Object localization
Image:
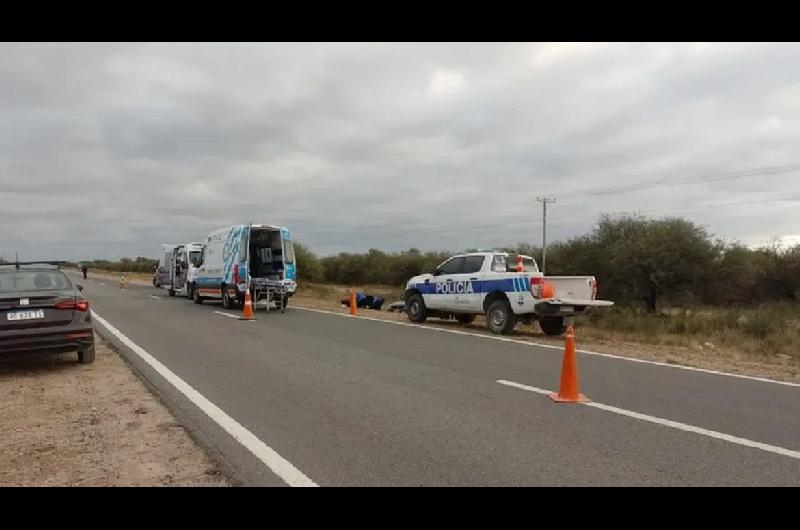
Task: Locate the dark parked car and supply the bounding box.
[0,262,94,363]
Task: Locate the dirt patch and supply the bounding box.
[291,295,800,385]
[0,337,230,486]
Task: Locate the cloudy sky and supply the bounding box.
[2,42,799,261]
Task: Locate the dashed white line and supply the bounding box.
[292,305,800,388]
[149,295,161,300]
[496,379,800,461]
[91,310,317,487]
[213,310,240,319]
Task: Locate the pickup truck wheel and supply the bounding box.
[455,314,476,324]
[222,285,236,309]
[540,317,566,336]
[486,299,516,335]
[406,293,428,323]
[193,286,204,304]
[78,345,95,364]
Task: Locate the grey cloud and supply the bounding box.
[1,42,799,261]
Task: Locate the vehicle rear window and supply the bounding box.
[0,270,72,293]
[283,240,295,264]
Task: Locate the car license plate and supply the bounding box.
[6,309,45,321]
[559,306,575,313]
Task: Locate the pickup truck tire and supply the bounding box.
[78,345,96,364]
[540,317,566,336]
[455,314,476,324]
[406,293,428,323]
[222,285,236,309]
[486,299,516,335]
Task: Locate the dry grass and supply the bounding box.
[68,268,153,284]
[581,304,800,361]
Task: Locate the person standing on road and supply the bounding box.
[80,262,88,279]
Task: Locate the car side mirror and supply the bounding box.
[76,284,84,291]
[432,269,441,276]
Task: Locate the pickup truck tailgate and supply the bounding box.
[545,276,595,300]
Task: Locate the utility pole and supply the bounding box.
[536,197,556,275]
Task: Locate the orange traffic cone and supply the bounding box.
[239,289,256,320]
[350,289,357,316]
[548,324,590,403]
[517,255,523,272]
[120,275,126,289]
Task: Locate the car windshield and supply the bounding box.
[0,270,72,293]
[189,251,202,265]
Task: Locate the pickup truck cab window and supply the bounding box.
[437,257,464,275]
[463,255,486,274]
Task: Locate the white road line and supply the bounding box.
[98,283,106,286]
[149,295,161,300]
[91,310,317,487]
[293,306,800,388]
[213,310,240,319]
[496,379,800,461]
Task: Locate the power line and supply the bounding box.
[496,162,800,209]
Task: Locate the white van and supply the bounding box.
[190,224,296,309]
[168,242,206,297]
[153,244,176,288]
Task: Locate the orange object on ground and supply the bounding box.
[542,281,555,299]
[239,289,256,320]
[548,324,590,403]
[350,290,357,316]
[119,275,125,289]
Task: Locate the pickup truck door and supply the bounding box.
[450,255,486,312]
[425,256,464,310]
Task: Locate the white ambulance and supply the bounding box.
[190,224,296,310]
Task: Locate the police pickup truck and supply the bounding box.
[404,252,613,335]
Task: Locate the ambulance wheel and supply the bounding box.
[539,317,566,336]
[486,299,516,335]
[406,293,428,323]
[222,285,236,309]
[193,287,204,304]
[455,314,476,324]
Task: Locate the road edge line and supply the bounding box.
[91,310,318,487]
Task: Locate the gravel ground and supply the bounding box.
[0,336,230,486]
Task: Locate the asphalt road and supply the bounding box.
[71,273,800,486]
